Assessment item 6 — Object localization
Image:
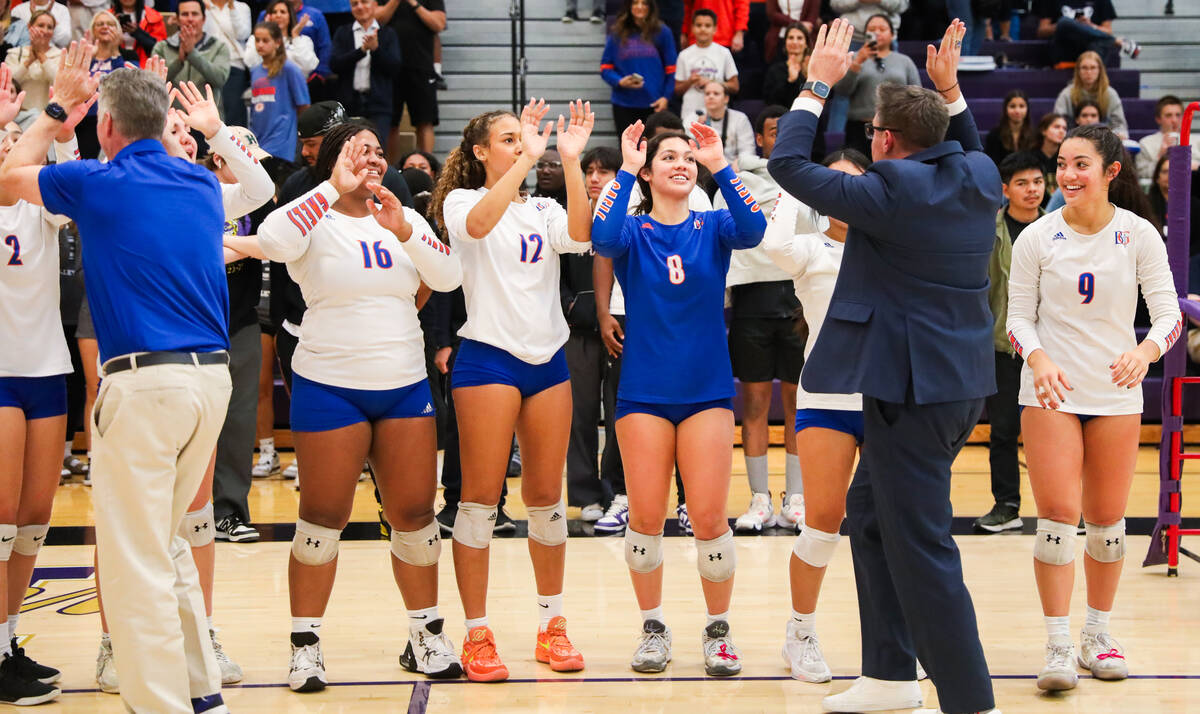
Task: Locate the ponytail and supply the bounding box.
[255,22,287,78]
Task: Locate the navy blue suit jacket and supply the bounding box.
[767,105,1002,405]
[330,24,402,117]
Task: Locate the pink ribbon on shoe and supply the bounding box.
[1096,649,1124,660]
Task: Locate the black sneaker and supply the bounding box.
[7,640,59,685]
[561,10,579,22]
[0,654,58,705]
[973,503,1022,533]
[215,515,260,543]
[590,9,604,23]
[506,444,522,478]
[435,505,457,535]
[434,71,448,90]
[493,508,516,534]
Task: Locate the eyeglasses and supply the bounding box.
[536,161,562,171]
[864,124,902,140]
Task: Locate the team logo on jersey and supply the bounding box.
[1115,230,1131,245]
[694,217,703,230]
[286,192,332,236]
[641,222,653,230]
[595,180,620,222]
[727,175,763,213]
[1052,231,1066,241]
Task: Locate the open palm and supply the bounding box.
[520,97,553,160]
[689,122,727,172]
[556,99,594,161]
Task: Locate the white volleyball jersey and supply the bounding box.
[444,187,590,364]
[0,200,72,377]
[762,191,861,412]
[1007,206,1181,415]
[259,181,463,390]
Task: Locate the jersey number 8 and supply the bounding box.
[666,254,685,284]
[1078,272,1094,304]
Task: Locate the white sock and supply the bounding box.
[785,453,803,496]
[1045,615,1070,640]
[101,631,110,643]
[537,593,563,630]
[64,441,73,459]
[434,62,443,74]
[706,609,729,626]
[7,614,17,639]
[408,605,439,633]
[745,454,769,495]
[464,615,488,631]
[206,615,214,632]
[259,437,275,456]
[291,617,322,637]
[1083,606,1110,635]
[790,609,815,635]
[640,606,664,624]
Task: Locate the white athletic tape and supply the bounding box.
[1085,519,1126,563]
[292,519,342,566]
[13,524,48,557]
[0,524,16,561]
[792,523,841,568]
[178,503,214,548]
[526,500,567,546]
[452,502,497,549]
[390,520,442,566]
[695,529,736,582]
[1034,519,1077,566]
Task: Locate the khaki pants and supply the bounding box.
[91,360,231,714]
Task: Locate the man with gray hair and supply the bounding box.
[0,42,233,714]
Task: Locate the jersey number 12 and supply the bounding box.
[666,254,685,284]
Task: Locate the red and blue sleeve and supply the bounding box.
[591,170,636,258]
[712,165,766,250]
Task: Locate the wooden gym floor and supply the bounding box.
[25,444,1200,712]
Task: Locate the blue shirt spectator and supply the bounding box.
[250,60,310,161]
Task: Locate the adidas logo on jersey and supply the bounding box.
[422,402,434,414]
[1052,232,1066,241]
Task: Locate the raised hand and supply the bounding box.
[689,121,728,172]
[519,97,553,162]
[365,181,414,241]
[555,99,593,162]
[161,108,199,160]
[0,64,26,127]
[805,19,855,88]
[51,41,100,113]
[618,119,646,174]
[328,136,369,195]
[170,81,221,139]
[927,19,965,99]
[144,54,168,82]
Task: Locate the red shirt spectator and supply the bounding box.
[109,0,166,67]
[681,0,748,51]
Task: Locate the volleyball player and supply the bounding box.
[760,150,870,683]
[591,120,766,676]
[0,60,84,706]
[430,98,594,682]
[257,123,463,691]
[1006,124,1181,691]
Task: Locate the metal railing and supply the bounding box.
[509,0,527,113]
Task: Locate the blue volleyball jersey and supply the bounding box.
[591,166,766,403]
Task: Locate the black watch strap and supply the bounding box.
[801,81,831,100]
[44,102,68,122]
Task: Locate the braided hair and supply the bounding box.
[312,120,379,184]
[429,109,515,236]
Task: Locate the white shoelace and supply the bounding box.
[635,630,669,658]
[1046,641,1074,669]
[604,497,628,518]
[292,643,322,672]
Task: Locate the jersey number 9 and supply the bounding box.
[1078,272,1094,304]
[359,240,393,269]
[666,254,685,285]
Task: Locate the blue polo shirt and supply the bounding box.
[38,139,230,364]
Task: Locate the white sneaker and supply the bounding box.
[580,503,604,522]
[701,620,741,677]
[595,495,629,534]
[210,629,243,684]
[916,660,927,680]
[95,637,118,694]
[288,638,327,692]
[734,492,775,532]
[631,619,671,673]
[821,676,922,712]
[781,621,830,682]
[399,618,462,679]
[1078,630,1128,681]
[777,492,805,531]
[283,461,298,479]
[251,451,280,478]
[1037,637,1078,691]
[915,709,1002,714]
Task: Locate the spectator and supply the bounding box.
[111,0,166,67]
[984,89,1037,166]
[681,0,748,51]
[249,22,310,163]
[398,149,440,179]
[1035,111,1067,200]
[982,0,1013,42]
[375,0,444,157]
[832,0,907,47]
[833,13,919,156]
[153,0,232,112]
[69,0,109,43]
[244,1,318,77]
[562,0,605,23]
[1053,50,1126,138]
[762,22,807,107]
[694,80,754,167]
[674,9,738,123]
[1035,0,1139,66]
[205,0,252,127]
[76,12,138,159]
[534,146,566,204]
[945,0,984,56]
[601,0,677,134]
[5,11,60,119]
[257,0,332,97]
[1148,153,1200,257]
[11,0,68,48]
[1073,98,1101,127]
[764,0,818,62]
[0,0,28,58]
[331,0,402,144]
[1137,95,1200,181]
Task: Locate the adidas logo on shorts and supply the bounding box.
[422,402,433,414]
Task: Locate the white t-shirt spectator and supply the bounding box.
[675,42,738,122]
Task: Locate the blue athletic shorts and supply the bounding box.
[451,339,569,398]
[794,408,864,444]
[1019,405,1097,424]
[615,397,734,426]
[0,375,67,419]
[290,374,434,432]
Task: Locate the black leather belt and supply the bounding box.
[103,351,230,376]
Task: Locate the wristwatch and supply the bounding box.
[801,80,831,100]
[44,102,68,122]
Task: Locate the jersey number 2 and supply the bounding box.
[666,254,685,284]
[4,235,19,266]
[1078,272,1094,304]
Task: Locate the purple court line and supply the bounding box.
[406,681,431,714]
[58,672,1200,695]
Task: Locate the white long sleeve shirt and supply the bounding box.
[209,125,275,220]
[243,34,318,76]
[444,189,590,363]
[761,190,861,412]
[205,1,253,71]
[1006,206,1182,415]
[259,181,463,389]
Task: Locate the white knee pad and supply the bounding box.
[526,499,567,547]
[13,524,49,557]
[792,523,841,568]
[0,524,17,561]
[1034,519,1078,566]
[1085,519,1126,563]
[452,502,497,549]
[695,529,737,583]
[625,528,664,573]
[390,520,441,567]
[292,519,342,566]
[178,503,214,548]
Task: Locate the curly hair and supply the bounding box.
[429,109,516,235]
